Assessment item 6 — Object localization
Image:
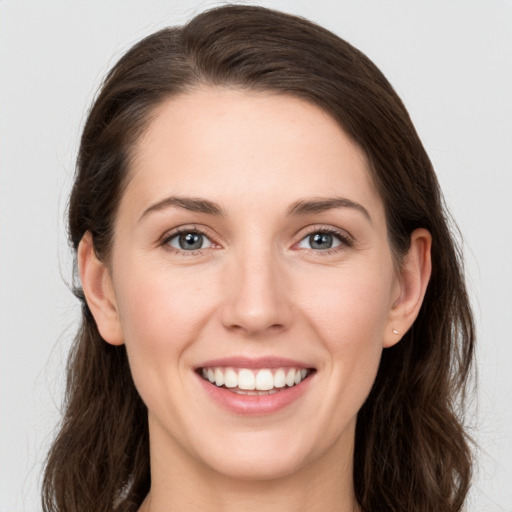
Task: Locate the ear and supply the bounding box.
[77,232,124,346]
[384,228,432,348]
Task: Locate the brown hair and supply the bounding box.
[42,5,475,511]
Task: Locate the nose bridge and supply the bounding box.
[221,236,291,335]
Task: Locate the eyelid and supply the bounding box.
[293,224,354,252]
[159,223,353,256]
[160,224,221,254]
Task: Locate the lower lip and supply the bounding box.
[196,372,313,415]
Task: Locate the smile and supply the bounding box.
[199,367,313,395]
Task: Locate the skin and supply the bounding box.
[79,88,431,512]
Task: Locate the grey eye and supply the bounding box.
[168,232,212,251]
[298,232,342,250]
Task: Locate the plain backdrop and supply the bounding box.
[1,0,511,510]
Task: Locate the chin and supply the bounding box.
[186,424,333,483]
[204,447,310,482]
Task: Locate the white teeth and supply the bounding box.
[200,366,311,391]
[224,368,238,388]
[238,369,256,390]
[274,369,286,388]
[214,368,224,387]
[255,369,274,390]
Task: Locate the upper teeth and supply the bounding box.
[201,367,309,391]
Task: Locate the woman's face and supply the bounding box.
[103,88,403,480]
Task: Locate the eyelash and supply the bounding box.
[161,225,216,256]
[296,225,354,255]
[161,225,353,257]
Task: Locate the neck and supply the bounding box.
[141,472,359,512]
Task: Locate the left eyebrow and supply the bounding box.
[287,197,372,223]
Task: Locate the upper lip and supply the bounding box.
[196,356,314,370]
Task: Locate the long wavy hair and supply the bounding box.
[42,5,475,512]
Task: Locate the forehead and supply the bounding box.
[125,87,384,221]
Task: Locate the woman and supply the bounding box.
[42,5,474,512]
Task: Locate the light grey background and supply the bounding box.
[1,0,511,510]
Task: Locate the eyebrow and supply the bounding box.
[138,195,371,223]
[287,197,372,223]
[139,196,224,221]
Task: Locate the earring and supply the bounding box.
[392,329,399,335]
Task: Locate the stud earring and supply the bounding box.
[392,329,399,335]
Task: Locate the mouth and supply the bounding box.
[197,366,316,396]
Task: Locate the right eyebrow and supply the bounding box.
[138,196,224,222]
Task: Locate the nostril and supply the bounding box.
[223,321,287,336]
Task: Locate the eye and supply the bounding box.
[297,229,349,251]
[166,231,213,251]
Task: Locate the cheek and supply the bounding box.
[115,262,215,346]
[300,262,394,350]
[112,263,217,400]
[298,261,394,405]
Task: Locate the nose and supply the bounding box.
[220,248,293,336]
